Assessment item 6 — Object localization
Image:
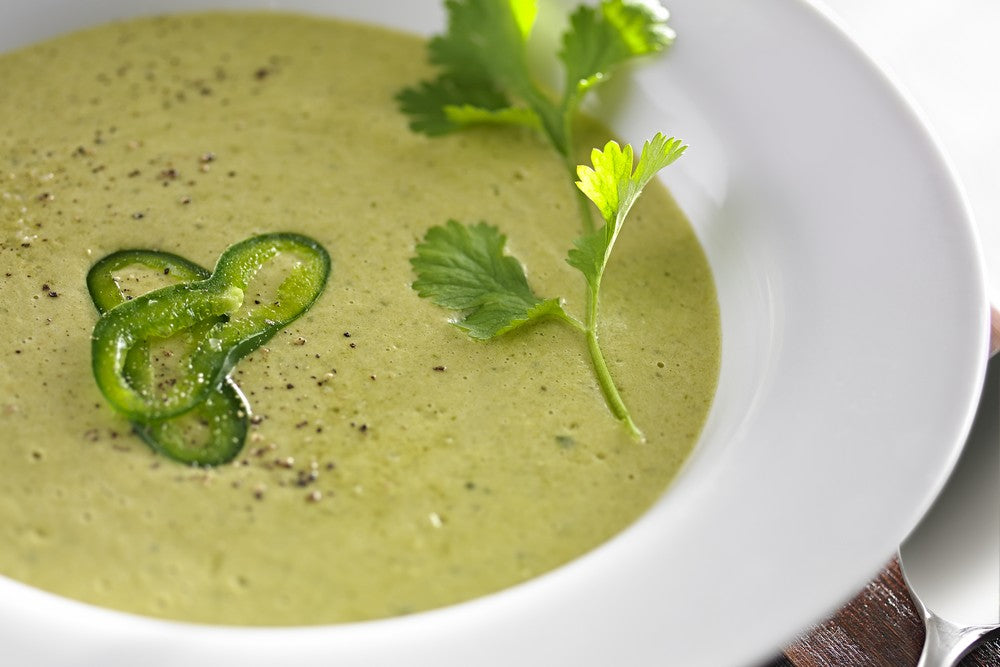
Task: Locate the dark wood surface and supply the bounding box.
[764,558,1000,666]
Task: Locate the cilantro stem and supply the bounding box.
[587,324,643,441]
[562,114,643,440]
[557,309,587,334]
[583,273,643,440]
[579,218,644,442]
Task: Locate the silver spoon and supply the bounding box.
[899,340,999,666]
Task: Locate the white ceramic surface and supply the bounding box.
[0,1,990,665]
[817,0,1000,307]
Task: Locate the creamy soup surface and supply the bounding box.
[0,12,719,625]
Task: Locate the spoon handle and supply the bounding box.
[917,610,991,667]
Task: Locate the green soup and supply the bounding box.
[0,12,719,625]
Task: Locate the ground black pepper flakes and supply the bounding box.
[295,469,319,487]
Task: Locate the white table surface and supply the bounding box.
[816,0,999,307]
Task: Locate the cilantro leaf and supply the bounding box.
[411,220,572,339]
[427,0,537,87]
[560,0,675,103]
[396,0,567,151]
[396,0,549,136]
[444,104,541,131]
[567,133,686,289]
[602,0,675,51]
[396,74,514,136]
[397,0,675,159]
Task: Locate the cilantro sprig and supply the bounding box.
[566,135,685,435]
[397,0,673,162]
[401,0,682,439]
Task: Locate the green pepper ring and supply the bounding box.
[88,233,330,464]
[88,249,250,465]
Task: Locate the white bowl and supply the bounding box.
[0,1,989,665]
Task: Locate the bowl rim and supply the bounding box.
[0,1,989,665]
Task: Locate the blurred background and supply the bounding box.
[817,0,1000,306]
